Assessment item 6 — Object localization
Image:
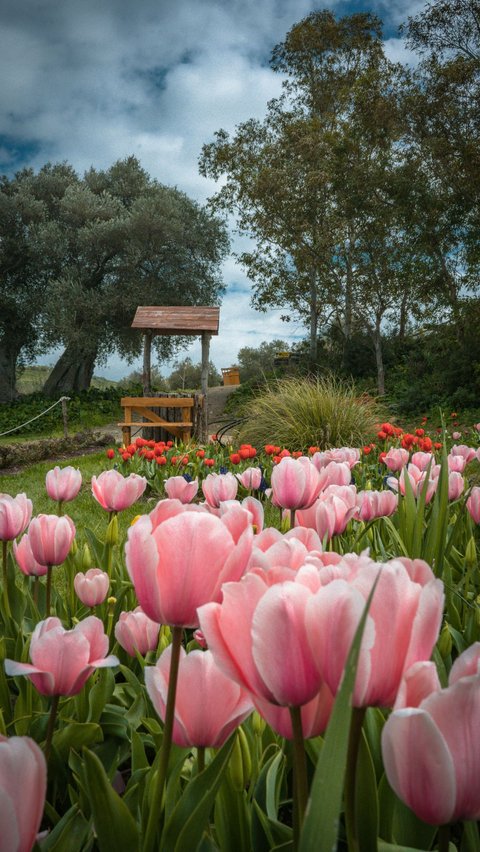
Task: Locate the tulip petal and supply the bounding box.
[382,708,456,825]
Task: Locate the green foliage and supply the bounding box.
[167,357,222,391]
[237,375,383,449]
[0,388,123,440]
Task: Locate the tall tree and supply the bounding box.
[199,11,384,366]
[0,163,79,402]
[40,157,229,395]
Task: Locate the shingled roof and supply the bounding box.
[131,306,220,335]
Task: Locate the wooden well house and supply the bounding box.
[119,306,220,445]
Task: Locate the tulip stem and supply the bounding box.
[197,746,205,774]
[2,540,11,619]
[289,705,308,850]
[344,706,366,852]
[33,576,39,607]
[44,694,60,763]
[143,625,183,852]
[437,825,450,852]
[46,564,53,616]
[290,509,296,529]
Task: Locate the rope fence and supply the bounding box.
[0,397,71,438]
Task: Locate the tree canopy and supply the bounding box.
[0,157,229,401]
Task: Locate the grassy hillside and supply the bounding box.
[16,366,118,394]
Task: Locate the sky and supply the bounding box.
[0,0,422,381]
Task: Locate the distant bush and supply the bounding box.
[0,389,123,440]
[237,375,384,450]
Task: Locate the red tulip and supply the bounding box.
[5,616,118,696]
[145,645,253,748]
[0,735,46,852]
[0,493,32,542]
[115,607,160,656]
[125,509,253,627]
[91,469,147,512]
[45,465,82,503]
[28,514,75,566]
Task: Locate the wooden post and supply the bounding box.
[61,396,69,438]
[200,332,211,443]
[143,332,152,395]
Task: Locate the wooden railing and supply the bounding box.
[118,397,196,446]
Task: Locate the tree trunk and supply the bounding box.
[43,343,97,396]
[0,341,20,403]
[372,321,385,396]
[398,289,408,340]
[309,267,318,365]
[343,239,354,369]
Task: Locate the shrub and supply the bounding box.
[237,374,384,450]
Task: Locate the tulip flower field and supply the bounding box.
[1,420,480,851]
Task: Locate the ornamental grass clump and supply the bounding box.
[237,375,383,450]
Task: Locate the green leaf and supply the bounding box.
[250,751,288,852]
[461,821,480,852]
[161,735,235,852]
[355,732,378,852]
[299,574,380,852]
[82,747,140,852]
[39,804,91,852]
[53,722,103,762]
[88,667,115,723]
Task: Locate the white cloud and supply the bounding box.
[1,0,419,382]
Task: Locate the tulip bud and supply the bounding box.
[252,711,266,737]
[227,729,245,792]
[158,625,171,654]
[237,725,252,786]
[105,515,119,546]
[438,624,452,659]
[82,543,93,571]
[465,536,477,566]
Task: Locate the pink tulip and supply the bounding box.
[145,645,253,747]
[164,476,199,503]
[28,514,76,566]
[0,735,46,852]
[253,682,334,739]
[383,448,409,472]
[450,444,476,463]
[466,487,480,524]
[5,616,118,696]
[115,607,160,656]
[312,448,360,469]
[91,469,147,512]
[388,464,437,503]
[447,454,466,472]
[0,493,32,541]
[239,496,264,532]
[313,493,357,540]
[125,508,253,627]
[382,645,480,825]
[201,472,238,507]
[13,534,48,577]
[235,467,262,490]
[198,573,324,708]
[305,555,444,708]
[355,490,398,522]
[74,568,109,607]
[410,452,433,471]
[448,471,464,501]
[45,465,82,503]
[270,456,322,510]
[452,431,461,440]
[309,459,352,488]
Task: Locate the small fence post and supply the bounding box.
[61,397,70,438]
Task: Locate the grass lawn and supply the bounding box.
[0,452,157,537]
